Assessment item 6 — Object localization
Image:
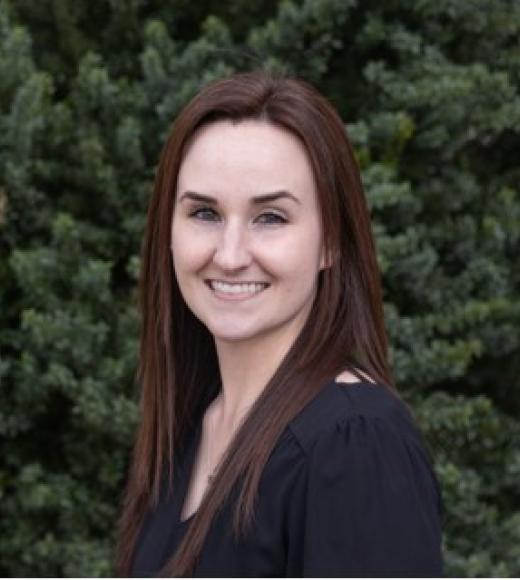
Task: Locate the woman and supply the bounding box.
[115,70,443,577]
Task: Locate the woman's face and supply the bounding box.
[171,119,328,344]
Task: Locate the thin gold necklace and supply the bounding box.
[206,416,216,484]
[205,398,254,485]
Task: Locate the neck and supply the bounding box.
[212,311,309,424]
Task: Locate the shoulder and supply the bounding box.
[271,372,442,520]
[287,372,420,455]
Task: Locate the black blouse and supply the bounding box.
[131,378,443,577]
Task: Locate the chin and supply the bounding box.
[202,317,269,342]
[207,326,262,343]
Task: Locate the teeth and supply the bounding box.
[210,280,268,295]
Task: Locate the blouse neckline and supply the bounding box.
[175,378,385,527]
[177,417,204,527]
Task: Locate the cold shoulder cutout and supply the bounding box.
[131,378,443,577]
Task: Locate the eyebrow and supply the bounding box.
[178,190,301,205]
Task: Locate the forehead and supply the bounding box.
[177,120,317,202]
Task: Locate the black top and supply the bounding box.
[131,378,443,577]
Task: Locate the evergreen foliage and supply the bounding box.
[1,0,518,575]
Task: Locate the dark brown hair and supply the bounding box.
[114,69,397,577]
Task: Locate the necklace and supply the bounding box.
[206,410,216,484]
[205,397,255,485]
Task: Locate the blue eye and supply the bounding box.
[189,208,287,225]
[190,207,219,221]
[256,212,287,224]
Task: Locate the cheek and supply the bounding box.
[259,227,323,284]
[171,222,209,272]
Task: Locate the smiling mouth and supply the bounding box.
[205,279,270,298]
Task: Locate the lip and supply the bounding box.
[205,279,270,301]
[206,279,270,285]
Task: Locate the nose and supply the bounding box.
[212,220,252,272]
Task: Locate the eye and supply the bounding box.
[189,207,219,221]
[188,208,287,225]
[255,212,287,225]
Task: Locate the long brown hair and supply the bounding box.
[114,69,396,577]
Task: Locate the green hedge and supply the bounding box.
[1,0,519,576]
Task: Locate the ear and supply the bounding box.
[319,246,337,271]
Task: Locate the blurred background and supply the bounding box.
[0,0,519,576]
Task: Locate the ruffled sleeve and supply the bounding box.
[295,410,443,577]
